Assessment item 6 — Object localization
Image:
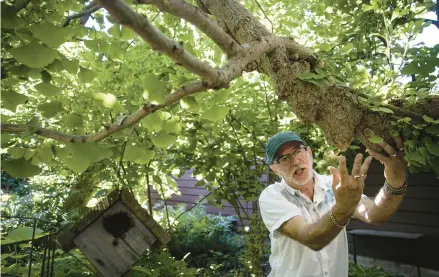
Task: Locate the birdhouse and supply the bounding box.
[58,188,170,277]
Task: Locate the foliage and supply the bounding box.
[0,0,437,275]
[1,0,437,221]
[127,249,197,277]
[156,204,244,273]
[349,262,405,277]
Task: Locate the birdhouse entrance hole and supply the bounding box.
[103,211,135,238]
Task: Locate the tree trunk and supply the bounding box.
[199,0,436,152]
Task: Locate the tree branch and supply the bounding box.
[98,0,219,82]
[62,2,102,27]
[1,82,209,142]
[136,0,240,56]
[11,0,31,14]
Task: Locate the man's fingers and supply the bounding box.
[378,141,397,156]
[360,156,373,175]
[328,166,341,191]
[367,150,389,164]
[351,153,363,176]
[338,155,348,178]
[393,135,404,150]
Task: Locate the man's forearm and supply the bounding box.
[365,187,404,224]
[296,209,351,251]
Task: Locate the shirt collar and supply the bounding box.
[280,170,330,205]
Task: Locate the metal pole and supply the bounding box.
[46,234,52,275]
[28,219,37,277]
[40,237,48,277]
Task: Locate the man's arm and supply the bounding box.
[354,136,408,225]
[280,207,351,251]
[354,190,404,225]
[281,154,372,251]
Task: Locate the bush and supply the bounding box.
[349,262,405,277]
[164,204,244,273]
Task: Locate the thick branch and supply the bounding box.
[63,3,102,27]
[136,0,240,55]
[98,0,219,82]
[1,82,208,142]
[12,0,30,13]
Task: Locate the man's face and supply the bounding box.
[269,141,313,186]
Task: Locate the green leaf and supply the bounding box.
[296,72,316,80]
[405,150,427,165]
[34,82,60,97]
[377,106,393,114]
[163,116,182,134]
[1,158,42,178]
[1,90,28,111]
[78,67,97,83]
[341,43,354,54]
[131,266,150,274]
[142,74,169,104]
[2,227,44,245]
[135,150,155,165]
[93,93,124,111]
[63,114,83,128]
[151,131,177,148]
[69,142,113,164]
[200,106,229,122]
[424,136,439,156]
[423,115,436,123]
[38,101,64,118]
[33,22,71,48]
[121,26,137,41]
[213,90,230,104]
[318,43,332,52]
[180,96,200,112]
[368,135,383,144]
[65,155,90,173]
[141,111,171,132]
[33,146,54,165]
[9,42,58,69]
[62,59,79,74]
[8,147,26,159]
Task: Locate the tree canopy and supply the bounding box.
[1,0,438,216]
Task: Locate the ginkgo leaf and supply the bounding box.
[78,67,97,83]
[9,42,58,69]
[93,93,124,111]
[180,96,200,112]
[1,158,42,178]
[200,106,230,121]
[33,22,71,48]
[63,114,83,128]
[34,82,60,97]
[142,74,169,104]
[1,90,28,111]
[38,101,64,118]
[151,131,177,148]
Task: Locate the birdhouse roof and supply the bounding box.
[58,188,170,251]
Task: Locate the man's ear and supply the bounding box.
[269,165,279,176]
[307,146,313,157]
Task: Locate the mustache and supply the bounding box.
[291,164,307,173]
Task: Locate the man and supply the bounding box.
[259,131,408,277]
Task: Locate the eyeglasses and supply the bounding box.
[273,147,307,166]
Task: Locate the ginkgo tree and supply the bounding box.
[1,0,438,216]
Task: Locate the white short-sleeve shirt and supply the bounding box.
[259,172,349,277]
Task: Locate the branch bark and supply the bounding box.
[136,0,241,56]
[197,0,437,153]
[1,82,208,142]
[99,0,219,82]
[63,2,102,27]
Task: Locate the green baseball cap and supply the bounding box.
[265,131,307,164]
